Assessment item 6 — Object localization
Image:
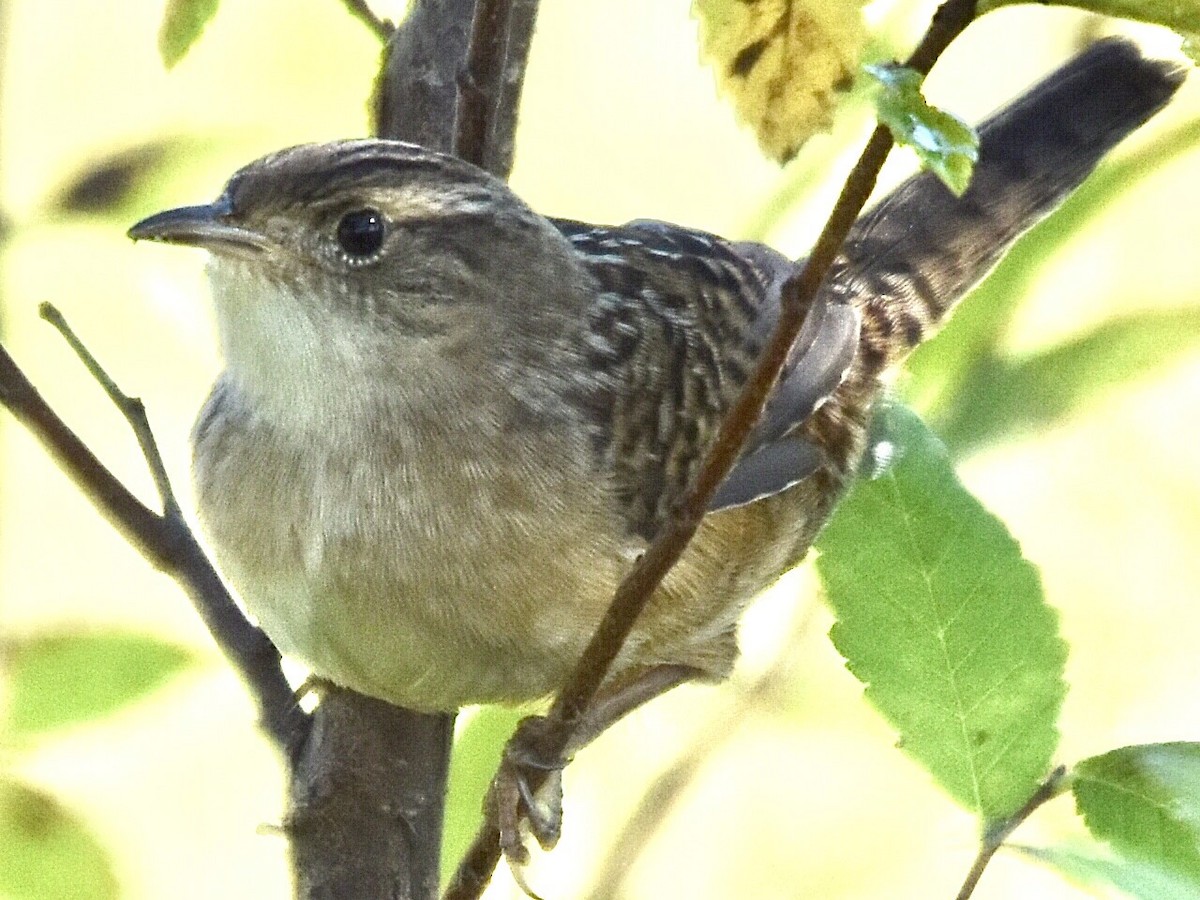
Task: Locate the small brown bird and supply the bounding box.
[129,40,1181,737]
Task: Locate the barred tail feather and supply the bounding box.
[841,37,1185,374]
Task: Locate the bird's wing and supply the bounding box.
[555,217,859,541]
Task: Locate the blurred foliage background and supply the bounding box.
[0,1,1198,898]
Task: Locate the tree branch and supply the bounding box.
[480,0,537,177]
[0,312,306,753]
[453,0,511,167]
[445,0,982,894]
[552,0,979,741]
[290,690,455,900]
[371,0,474,151]
[452,0,538,172]
[371,0,537,178]
[287,3,544,898]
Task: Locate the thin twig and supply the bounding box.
[38,302,179,518]
[445,0,981,894]
[0,318,307,753]
[954,766,1070,900]
[338,0,394,42]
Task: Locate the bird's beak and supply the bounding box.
[128,197,270,257]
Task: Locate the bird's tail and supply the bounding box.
[842,37,1185,375]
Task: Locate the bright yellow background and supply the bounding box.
[2,1,1199,898]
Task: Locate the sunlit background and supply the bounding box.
[1,1,1198,898]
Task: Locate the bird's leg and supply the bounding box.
[493,663,703,868]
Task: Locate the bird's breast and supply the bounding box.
[190,374,628,709]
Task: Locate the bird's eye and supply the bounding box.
[336,208,386,260]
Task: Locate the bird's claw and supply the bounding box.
[488,715,569,883]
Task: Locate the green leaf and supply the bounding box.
[693,0,866,162]
[6,631,195,735]
[1183,33,1200,66]
[1021,844,1200,899]
[1074,743,1200,883]
[440,705,527,885]
[937,308,1200,456]
[867,63,979,195]
[816,404,1067,820]
[158,0,220,69]
[0,780,119,900]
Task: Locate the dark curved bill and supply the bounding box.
[128,198,269,256]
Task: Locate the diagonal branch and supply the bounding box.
[445,0,982,894]
[0,310,306,753]
[550,0,979,740]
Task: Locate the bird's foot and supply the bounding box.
[489,714,569,877]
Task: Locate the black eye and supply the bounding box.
[336,208,386,259]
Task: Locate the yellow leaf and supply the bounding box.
[694,0,866,162]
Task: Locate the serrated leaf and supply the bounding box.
[1021,844,1200,899]
[1074,743,1200,883]
[441,705,527,884]
[693,0,866,162]
[868,63,979,195]
[816,403,1067,820]
[158,0,220,69]
[5,631,194,735]
[0,780,119,900]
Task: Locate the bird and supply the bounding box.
[128,39,1181,743]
